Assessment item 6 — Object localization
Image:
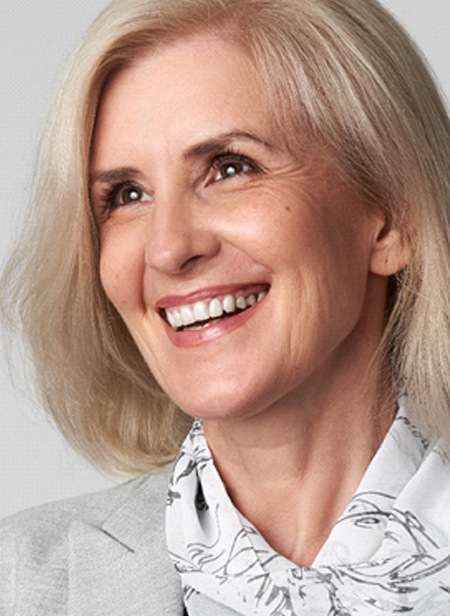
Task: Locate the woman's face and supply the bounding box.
[90,34,392,421]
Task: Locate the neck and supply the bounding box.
[203,360,396,567]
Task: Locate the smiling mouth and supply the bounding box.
[160,287,269,331]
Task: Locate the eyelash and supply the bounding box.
[96,150,262,215]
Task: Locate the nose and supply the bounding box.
[144,192,221,275]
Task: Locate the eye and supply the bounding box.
[99,182,152,213]
[114,185,151,207]
[209,152,261,184]
[215,160,251,181]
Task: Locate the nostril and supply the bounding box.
[180,255,203,271]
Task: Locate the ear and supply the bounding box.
[369,215,411,277]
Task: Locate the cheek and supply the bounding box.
[99,230,145,314]
[284,207,376,325]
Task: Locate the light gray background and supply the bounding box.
[1,1,449,519]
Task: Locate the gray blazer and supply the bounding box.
[0,465,183,615]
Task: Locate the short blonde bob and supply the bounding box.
[2,0,450,474]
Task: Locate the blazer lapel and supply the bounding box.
[68,469,183,615]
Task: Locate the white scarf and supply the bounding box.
[166,402,450,614]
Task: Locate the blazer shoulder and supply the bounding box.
[0,466,174,615]
[1,467,163,530]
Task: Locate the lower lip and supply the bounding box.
[162,299,264,348]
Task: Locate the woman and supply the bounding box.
[1,0,450,613]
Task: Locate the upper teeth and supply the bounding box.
[165,290,267,330]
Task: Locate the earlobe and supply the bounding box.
[369,222,411,277]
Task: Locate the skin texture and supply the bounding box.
[90,33,409,565]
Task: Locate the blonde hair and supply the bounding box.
[2,0,450,474]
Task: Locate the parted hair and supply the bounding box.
[2,0,450,474]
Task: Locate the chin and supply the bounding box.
[174,388,259,422]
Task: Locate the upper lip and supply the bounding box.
[155,282,270,310]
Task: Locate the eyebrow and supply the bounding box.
[89,166,143,187]
[89,131,272,186]
[182,131,273,159]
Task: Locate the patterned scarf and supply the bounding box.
[166,402,450,614]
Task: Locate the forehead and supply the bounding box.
[92,34,272,163]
